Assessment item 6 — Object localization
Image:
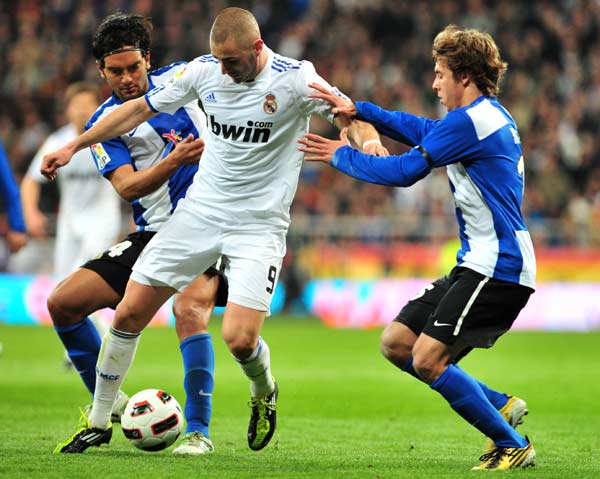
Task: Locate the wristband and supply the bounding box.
[362,139,382,149]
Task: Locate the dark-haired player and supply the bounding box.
[50,12,226,455]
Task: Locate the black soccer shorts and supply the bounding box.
[82,230,228,306]
[394,266,533,360]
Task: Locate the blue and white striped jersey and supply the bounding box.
[331,96,536,289]
[87,62,205,231]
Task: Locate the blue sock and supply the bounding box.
[54,318,101,394]
[402,357,509,410]
[430,364,527,448]
[180,333,214,437]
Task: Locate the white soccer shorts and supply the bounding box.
[130,201,286,313]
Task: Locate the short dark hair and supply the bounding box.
[92,12,153,67]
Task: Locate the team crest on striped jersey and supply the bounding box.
[263,93,277,115]
[162,129,182,144]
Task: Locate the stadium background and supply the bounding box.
[1,2,599,478]
[1,0,599,329]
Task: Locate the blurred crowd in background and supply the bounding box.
[1,0,599,272]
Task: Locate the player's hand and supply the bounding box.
[25,209,48,238]
[168,134,205,166]
[308,83,357,124]
[362,141,389,157]
[298,128,350,164]
[41,144,76,180]
[6,230,27,253]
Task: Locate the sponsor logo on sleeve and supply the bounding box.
[91,143,110,169]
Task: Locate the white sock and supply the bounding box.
[90,328,140,429]
[237,337,274,397]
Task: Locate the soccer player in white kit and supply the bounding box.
[21,83,119,354]
[49,12,228,456]
[21,82,121,280]
[43,7,387,453]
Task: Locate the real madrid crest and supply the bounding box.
[263,93,278,115]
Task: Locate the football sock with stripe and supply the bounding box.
[402,357,509,410]
[236,336,275,397]
[430,364,527,448]
[180,333,214,437]
[90,327,140,430]
[54,317,102,394]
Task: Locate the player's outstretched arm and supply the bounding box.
[346,120,389,157]
[300,130,431,187]
[41,97,156,180]
[308,82,357,121]
[308,83,388,157]
[298,129,349,164]
[107,134,204,202]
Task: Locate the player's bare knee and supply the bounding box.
[222,333,256,360]
[411,361,435,384]
[412,354,445,384]
[114,300,145,333]
[380,325,412,366]
[47,288,84,326]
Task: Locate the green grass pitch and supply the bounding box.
[0,317,598,478]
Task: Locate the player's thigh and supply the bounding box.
[176,274,220,311]
[222,229,285,314]
[48,268,121,324]
[412,332,454,382]
[172,274,220,336]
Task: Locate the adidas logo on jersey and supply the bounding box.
[204,92,217,103]
[209,115,272,143]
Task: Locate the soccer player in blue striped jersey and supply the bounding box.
[299,25,536,471]
[49,13,226,456]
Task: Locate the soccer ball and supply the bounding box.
[121,389,183,451]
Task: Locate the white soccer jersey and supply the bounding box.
[27,124,121,277]
[145,46,337,232]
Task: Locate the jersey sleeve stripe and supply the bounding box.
[416,145,434,168]
[144,94,159,113]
